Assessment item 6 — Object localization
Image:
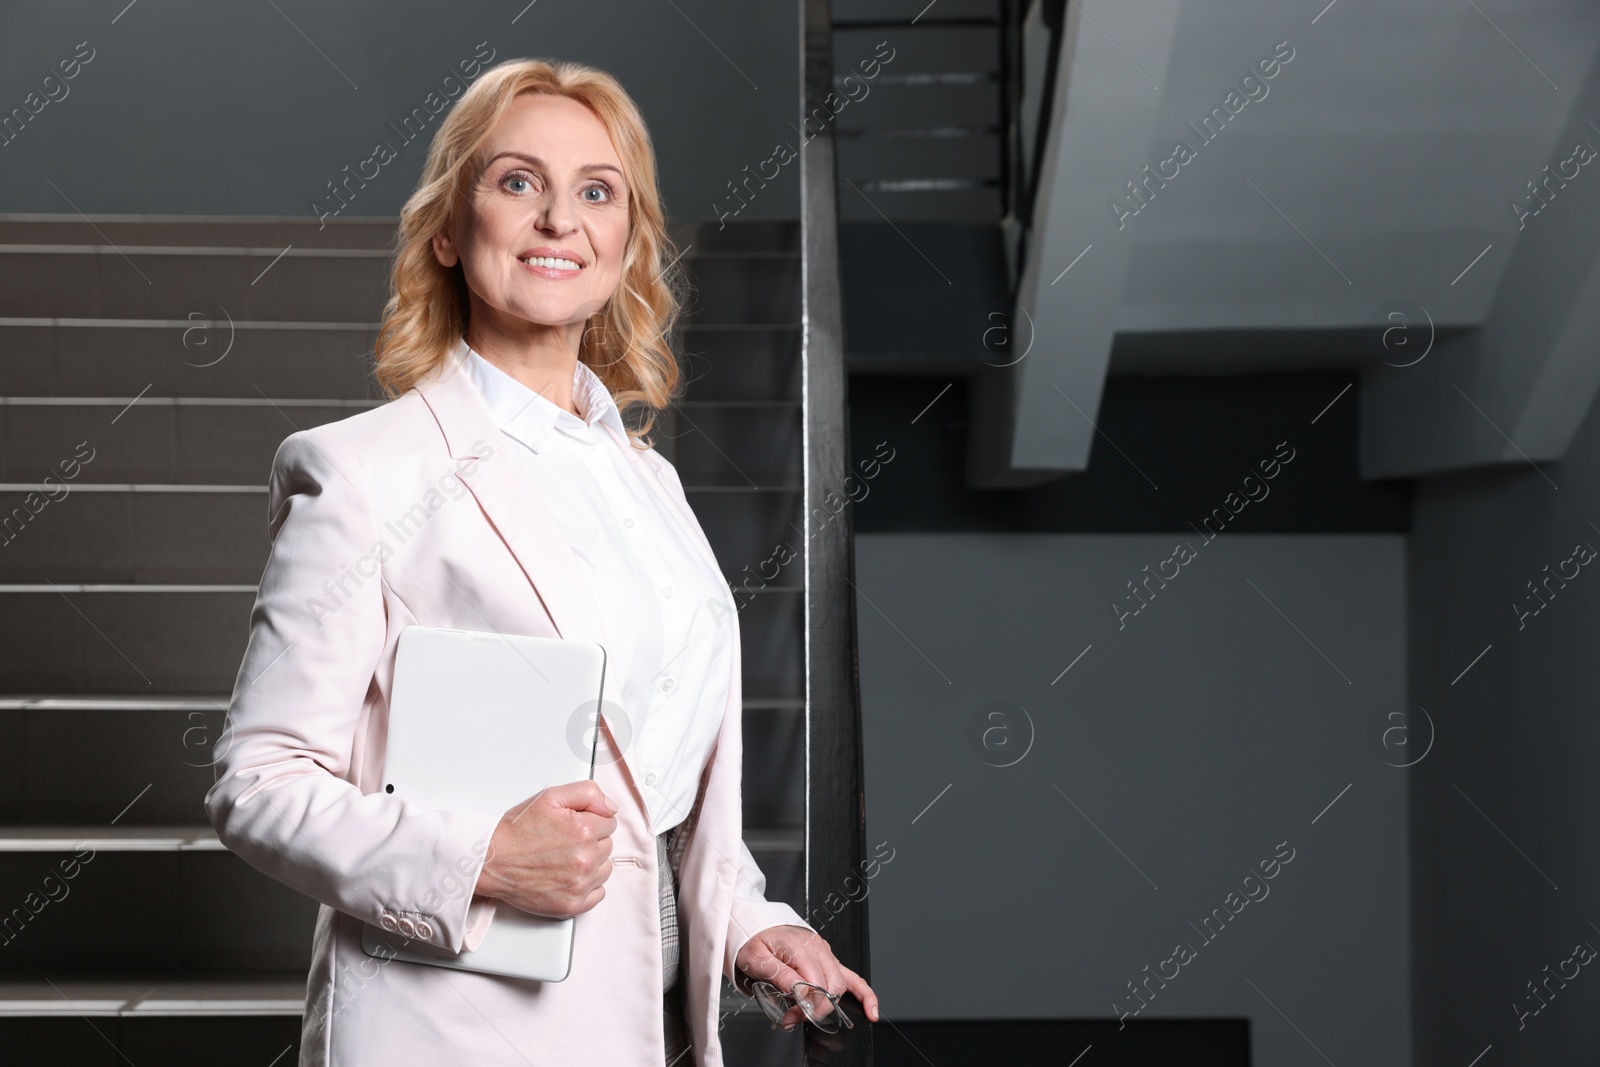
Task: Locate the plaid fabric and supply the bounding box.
[658,828,681,991]
[659,826,692,1064]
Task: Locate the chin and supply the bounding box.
[499,298,593,328]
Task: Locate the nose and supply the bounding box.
[534,186,578,238]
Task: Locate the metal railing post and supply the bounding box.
[799,0,872,1062]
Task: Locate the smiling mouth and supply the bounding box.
[518,254,583,270]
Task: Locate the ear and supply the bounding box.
[432,226,460,269]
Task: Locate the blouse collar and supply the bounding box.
[454,337,627,454]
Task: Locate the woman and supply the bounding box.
[205,58,877,1066]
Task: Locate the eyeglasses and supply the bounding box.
[747,980,855,1034]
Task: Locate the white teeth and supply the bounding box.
[520,255,581,270]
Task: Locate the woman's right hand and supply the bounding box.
[474,780,618,918]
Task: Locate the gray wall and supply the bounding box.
[0,0,797,220]
[855,532,1409,1067]
[1408,400,1600,1064]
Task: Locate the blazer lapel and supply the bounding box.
[415,352,608,652]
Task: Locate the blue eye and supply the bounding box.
[583,184,611,203]
[505,176,532,194]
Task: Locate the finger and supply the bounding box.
[745,948,806,994]
[548,779,618,815]
[575,883,606,914]
[783,934,834,987]
[802,959,848,1022]
[743,950,810,1030]
[770,938,838,1022]
[571,809,618,840]
[838,964,879,1022]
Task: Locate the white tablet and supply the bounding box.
[361,625,608,982]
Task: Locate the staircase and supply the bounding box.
[0,214,807,1064]
[833,0,1008,224]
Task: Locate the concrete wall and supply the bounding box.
[1407,401,1600,1064]
[855,531,1410,1067]
[0,0,797,220]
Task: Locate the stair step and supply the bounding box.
[0,849,316,975]
[671,404,803,487]
[3,480,797,492]
[0,825,805,855]
[0,400,356,484]
[0,489,261,583]
[0,693,804,712]
[0,487,808,584]
[0,320,791,406]
[0,976,305,1017]
[0,482,262,491]
[0,827,225,851]
[744,697,804,711]
[0,481,802,588]
[839,132,1002,182]
[686,219,799,255]
[834,20,999,71]
[0,692,802,826]
[0,696,224,710]
[0,213,398,249]
[0,586,798,695]
[681,257,800,326]
[0,588,251,694]
[839,185,1000,223]
[0,247,391,322]
[0,975,772,1018]
[835,80,1002,129]
[679,325,800,402]
[0,319,381,400]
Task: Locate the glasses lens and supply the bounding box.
[793,983,847,1033]
[750,984,790,1027]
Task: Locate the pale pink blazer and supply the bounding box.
[205,348,805,1066]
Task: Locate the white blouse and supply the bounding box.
[458,341,736,841]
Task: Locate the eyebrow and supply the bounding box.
[482,151,624,180]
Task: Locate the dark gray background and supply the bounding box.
[0,0,799,220]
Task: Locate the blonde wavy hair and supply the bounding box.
[373,58,685,445]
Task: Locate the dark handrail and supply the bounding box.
[1010,0,1071,295]
[799,0,872,1063]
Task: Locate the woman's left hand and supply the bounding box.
[734,925,880,1028]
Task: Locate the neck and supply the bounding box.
[465,308,589,418]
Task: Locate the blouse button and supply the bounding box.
[623,517,636,528]
[662,678,675,692]
[644,772,658,786]
[662,585,675,599]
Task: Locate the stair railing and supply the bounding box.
[799,0,873,1063]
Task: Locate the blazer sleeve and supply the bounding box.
[725,838,815,982]
[203,427,500,954]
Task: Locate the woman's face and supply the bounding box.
[435,92,630,335]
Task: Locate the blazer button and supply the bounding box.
[397,917,417,938]
[379,913,399,932]
[416,919,434,940]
